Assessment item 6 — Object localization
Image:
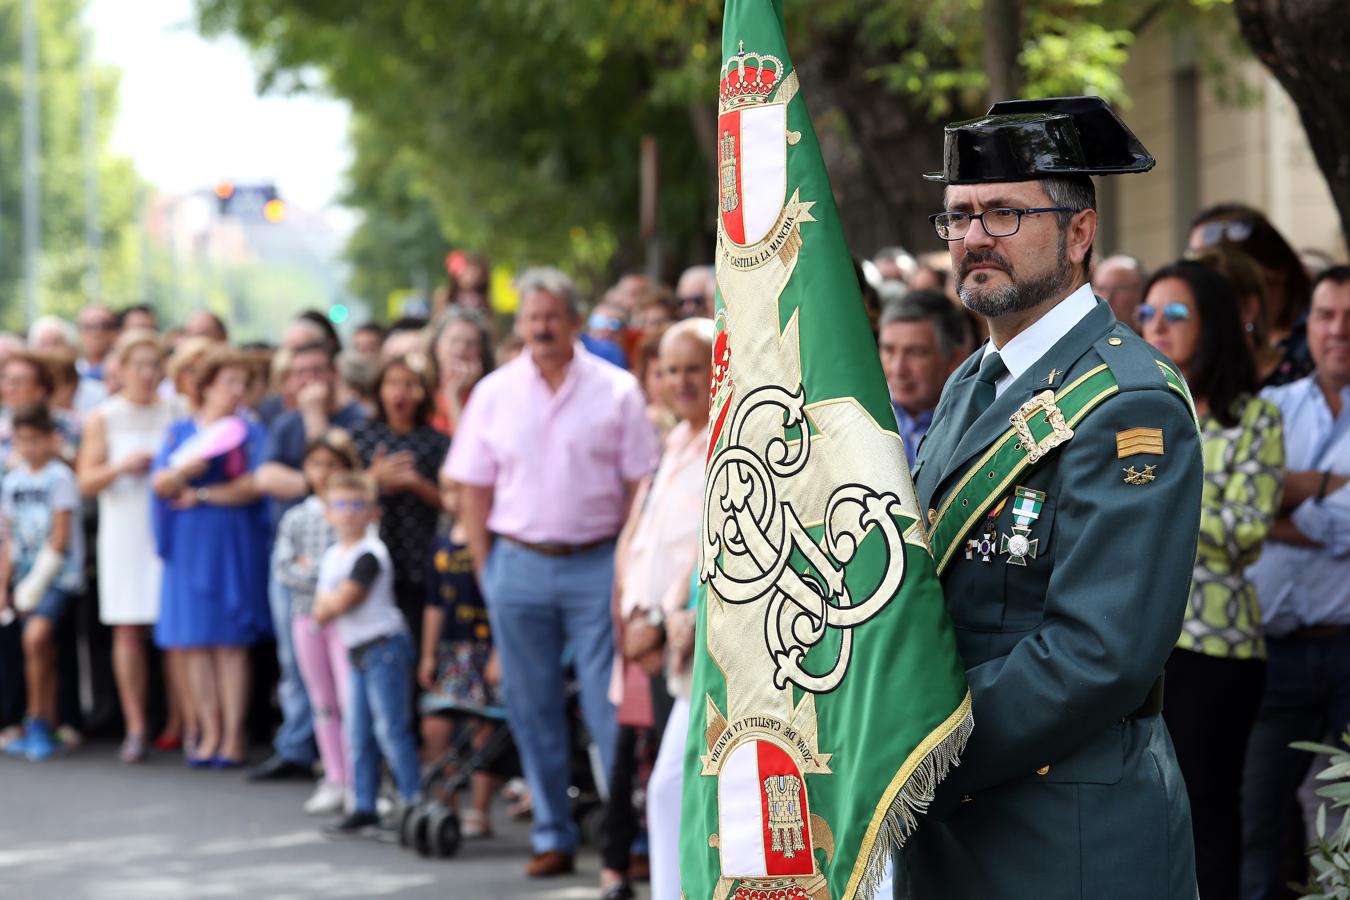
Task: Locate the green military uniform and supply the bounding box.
[894,97,1202,900]
[895,301,1202,899]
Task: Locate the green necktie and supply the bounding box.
[954,351,1009,435]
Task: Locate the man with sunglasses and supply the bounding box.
[675,264,716,319]
[75,305,119,413]
[894,97,1204,900]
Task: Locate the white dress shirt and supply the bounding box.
[981,282,1098,397]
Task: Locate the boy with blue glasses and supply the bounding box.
[313,472,421,835]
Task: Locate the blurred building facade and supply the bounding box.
[1097,23,1347,266]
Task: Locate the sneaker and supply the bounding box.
[375,795,393,818]
[4,717,41,759]
[23,719,55,761]
[304,781,348,816]
[3,730,30,758]
[245,754,314,782]
[0,724,23,752]
[323,811,379,837]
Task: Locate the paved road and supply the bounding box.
[0,742,626,900]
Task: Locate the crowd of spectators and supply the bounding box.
[0,201,1346,900]
[0,262,717,899]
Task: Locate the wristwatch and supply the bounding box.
[195,487,210,504]
[646,607,666,630]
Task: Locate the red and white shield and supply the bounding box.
[718,739,814,878]
[718,103,788,247]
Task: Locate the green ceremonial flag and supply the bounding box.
[681,2,973,898]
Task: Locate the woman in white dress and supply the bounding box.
[76,330,183,762]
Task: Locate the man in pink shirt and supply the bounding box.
[445,267,659,878]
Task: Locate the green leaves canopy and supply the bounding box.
[194,0,1234,300]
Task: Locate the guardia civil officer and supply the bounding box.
[894,97,1203,899]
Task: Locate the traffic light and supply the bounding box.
[327,303,350,324]
[215,182,282,220]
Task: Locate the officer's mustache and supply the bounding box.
[960,250,1015,279]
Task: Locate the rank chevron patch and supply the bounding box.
[1116,427,1164,459]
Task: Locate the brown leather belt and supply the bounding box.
[1286,625,1350,640]
[498,534,615,558]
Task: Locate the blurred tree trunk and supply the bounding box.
[797,26,950,259]
[1234,0,1350,240]
[983,0,1023,104]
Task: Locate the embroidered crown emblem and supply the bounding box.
[719,41,784,109]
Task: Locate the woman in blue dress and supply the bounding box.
[151,347,271,768]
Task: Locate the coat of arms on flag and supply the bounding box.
[681,3,974,899]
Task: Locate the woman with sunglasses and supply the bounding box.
[1188,204,1313,386]
[1139,259,1286,900]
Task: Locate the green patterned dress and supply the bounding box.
[1176,394,1285,659]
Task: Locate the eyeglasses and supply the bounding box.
[1194,219,1254,247]
[587,313,624,332]
[79,320,118,332]
[329,499,369,512]
[676,294,707,311]
[929,207,1075,241]
[1136,303,1191,325]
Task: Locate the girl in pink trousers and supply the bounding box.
[273,429,361,815]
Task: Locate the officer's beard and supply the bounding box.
[959,230,1075,319]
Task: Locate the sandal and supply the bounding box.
[119,734,147,764]
[461,809,494,839]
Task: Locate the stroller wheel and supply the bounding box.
[426,805,462,859]
[396,804,418,847]
[398,802,418,848]
[404,803,433,855]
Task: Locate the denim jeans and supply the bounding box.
[269,576,316,765]
[346,631,421,814]
[1241,632,1350,900]
[483,538,618,854]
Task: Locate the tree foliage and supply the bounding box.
[194,0,1236,300]
[0,0,142,327]
[341,116,453,310]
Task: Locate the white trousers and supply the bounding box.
[649,696,691,900]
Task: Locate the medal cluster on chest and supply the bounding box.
[964,485,1046,566]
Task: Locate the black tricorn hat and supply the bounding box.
[924,95,1155,184]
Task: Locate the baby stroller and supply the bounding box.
[399,658,608,859]
[399,698,514,858]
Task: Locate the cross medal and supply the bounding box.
[965,529,997,563]
[1000,486,1046,566]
